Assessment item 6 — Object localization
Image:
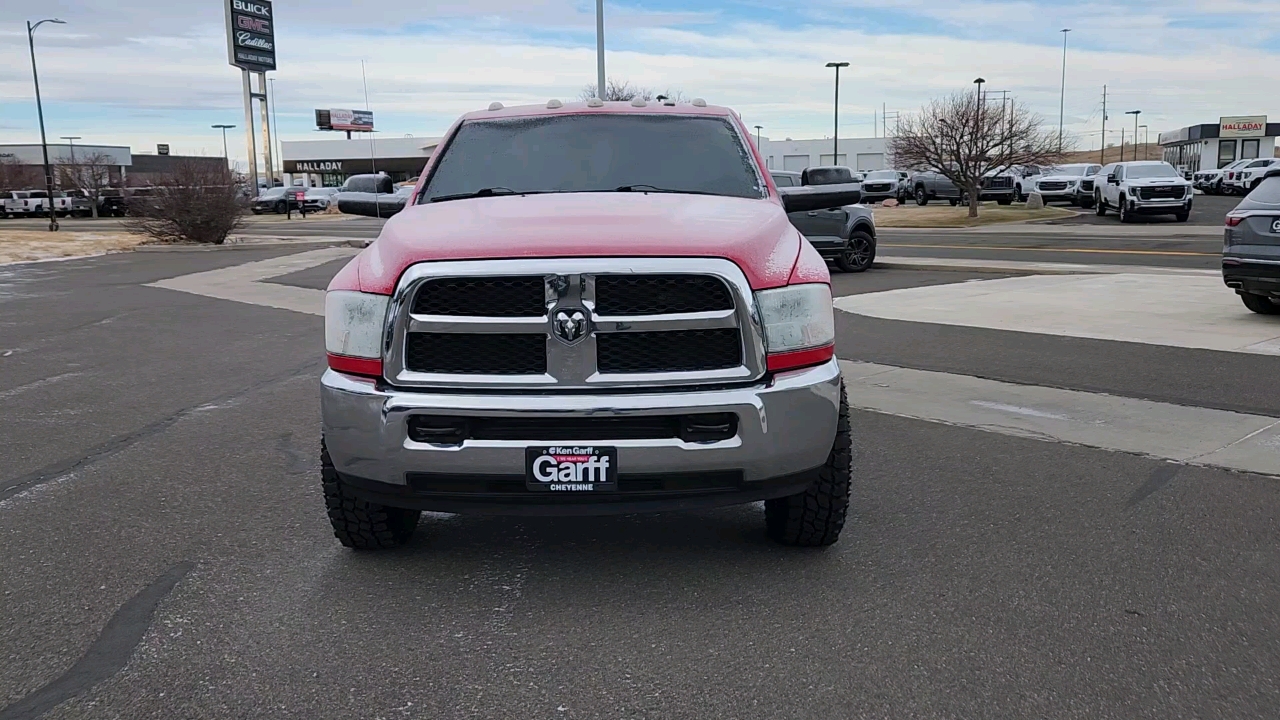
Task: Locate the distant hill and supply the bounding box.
[1061,144,1160,164]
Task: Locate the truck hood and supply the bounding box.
[1038,174,1084,183]
[346,192,804,294]
[1125,177,1190,187]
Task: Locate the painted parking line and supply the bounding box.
[880,242,1217,257]
[145,247,354,315]
[841,360,1280,477]
[835,273,1280,355]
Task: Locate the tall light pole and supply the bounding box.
[754,125,763,148]
[1139,124,1149,160]
[60,136,81,164]
[826,62,849,166]
[973,77,985,143]
[212,125,236,169]
[28,17,66,232]
[1059,29,1070,153]
[595,0,606,99]
[1126,110,1141,161]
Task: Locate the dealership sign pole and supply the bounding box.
[225,0,277,192]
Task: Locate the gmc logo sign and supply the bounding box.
[235,15,271,33]
[231,0,271,18]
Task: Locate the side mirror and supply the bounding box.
[778,184,862,213]
[343,173,394,195]
[1107,174,1117,184]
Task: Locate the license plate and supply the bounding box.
[526,446,618,492]
[1272,219,1280,234]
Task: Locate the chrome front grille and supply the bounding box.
[1038,181,1069,192]
[1138,186,1186,200]
[384,258,766,390]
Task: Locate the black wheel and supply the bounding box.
[1118,198,1134,223]
[914,187,928,206]
[1174,210,1190,223]
[960,191,972,206]
[766,382,852,547]
[1017,185,1027,202]
[1095,193,1106,216]
[948,198,959,206]
[1241,293,1280,315]
[322,440,420,550]
[1079,196,1095,209]
[997,197,1013,206]
[274,201,287,214]
[834,231,875,273]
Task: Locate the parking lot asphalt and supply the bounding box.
[3,249,1280,718]
[1041,192,1237,226]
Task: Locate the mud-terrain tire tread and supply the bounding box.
[322,440,420,549]
[765,382,852,547]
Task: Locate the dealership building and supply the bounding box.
[1158,116,1277,174]
[758,136,888,172]
[0,143,225,187]
[279,136,441,187]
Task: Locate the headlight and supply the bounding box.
[755,283,835,371]
[325,291,390,373]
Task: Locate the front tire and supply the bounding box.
[834,231,875,273]
[948,198,959,207]
[765,383,852,547]
[1174,209,1190,222]
[1241,293,1280,315]
[274,201,287,214]
[915,187,928,206]
[1118,198,1134,223]
[322,440,421,550]
[1095,192,1106,216]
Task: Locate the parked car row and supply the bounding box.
[907,169,1017,206]
[1194,158,1280,196]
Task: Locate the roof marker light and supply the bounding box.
[546,99,563,109]
[488,102,504,111]
[586,98,604,108]
[631,97,647,107]
[691,98,707,107]
[663,99,677,106]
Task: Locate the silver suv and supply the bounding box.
[1223,168,1280,314]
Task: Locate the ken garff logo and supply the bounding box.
[552,309,590,345]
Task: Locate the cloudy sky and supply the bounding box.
[1,0,1277,166]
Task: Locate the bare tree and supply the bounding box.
[578,78,656,102]
[56,152,116,219]
[123,160,246,244]
[890,92,1067,217]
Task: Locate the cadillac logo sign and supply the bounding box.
[553,309,590,345]
[226,0,277,71]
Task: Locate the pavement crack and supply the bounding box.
[0,561,195,720]
[1125,464,1181,509]
[0,360,322,503]
[1184,419,1280,463]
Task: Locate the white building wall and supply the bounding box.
[759,137,887,172]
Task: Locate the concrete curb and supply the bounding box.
[874,255,1219,277]
[133,237,368,252]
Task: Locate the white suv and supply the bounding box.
[1229,158,1280,195]
[1094,161,1193,223]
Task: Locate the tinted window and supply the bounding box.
[1125,164,1180,179]
[771,174,795,187]
[1049,164,1094,176]
[1246,160,1270,168]
[865,170,897,181]
[421,115,762,202]
[1249,176,1280,204]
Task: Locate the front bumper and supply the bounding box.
[1035,187,1076,200]
[321,360,842,515]
[1128,197,1191,214]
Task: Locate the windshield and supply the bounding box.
[1125,164,1180,179]
[1048,164,1094,177]
[420,114,762,203]
[259,188,286,198]
[865,170,898,180]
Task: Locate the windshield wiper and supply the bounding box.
[613,184,719,196]
[428,187,534,203]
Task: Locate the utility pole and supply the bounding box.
[1059,29,1070,153]
[1140,124,1149,160]
[1099,85,1108,165]
[1120,127,1125,163]
[1125,110,1141,162]
[825,62,849,166]
[595,0,606,99]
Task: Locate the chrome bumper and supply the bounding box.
[321,360,842,487]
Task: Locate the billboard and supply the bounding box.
[316,109,375,132]
[225,0,276,72]
[1220,116,1267,139]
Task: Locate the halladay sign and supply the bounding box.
[1219,116,1267,139]
[225,0,276,72]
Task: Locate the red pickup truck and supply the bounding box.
[321,99,858,550]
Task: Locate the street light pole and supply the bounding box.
[1140,124,1149,160]
[27,17,66,232]
[212,125,236,170]
[825,62,849,166]
[60,136,80,165]
[1126,110,1141,162]
[754,124,763,149]
[595,0,606,99]
[1059,29,1070,153]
